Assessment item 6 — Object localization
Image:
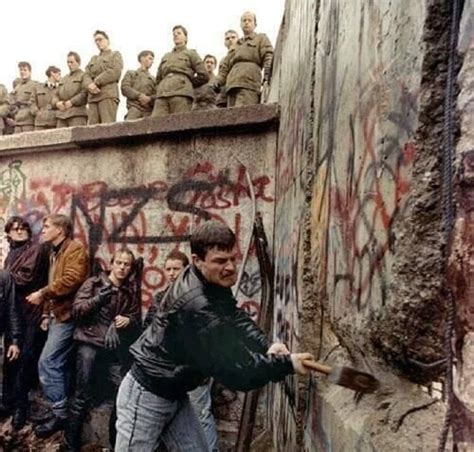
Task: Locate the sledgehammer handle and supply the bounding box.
[303,360,332,375]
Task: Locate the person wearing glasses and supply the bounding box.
[84,30,123,124]
[0,216,50,429]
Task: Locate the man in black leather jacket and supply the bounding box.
[115,221,313,451]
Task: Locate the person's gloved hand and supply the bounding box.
[97,285,115,306]
[211,82,221,94]
[104,323,120,349]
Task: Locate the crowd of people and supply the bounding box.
[0,214,313,451]
[0,11,274,135]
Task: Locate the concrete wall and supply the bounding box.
[0,105,278,448]
[267,0,318,448]
[268,0,457,449]
[449,0,474,446]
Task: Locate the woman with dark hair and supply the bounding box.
[0,216,49,429]
[151,25,209,117]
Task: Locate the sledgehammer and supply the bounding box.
[303,360,380,393]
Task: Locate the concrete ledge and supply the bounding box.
[0,104,280,154]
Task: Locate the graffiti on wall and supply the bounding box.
[0,159,273,312]
[270,0,318,448]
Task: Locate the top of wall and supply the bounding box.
[0,104,280,155]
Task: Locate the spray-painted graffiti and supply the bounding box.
[0,160,273,310]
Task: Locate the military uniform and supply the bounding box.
[11,78,37,133]
[216,56,229,108]
[0,84,9,135]
[84,49,123,124]
[152,46,208,117]
[32,82,58,130]
[193,73,218,111]
[121,68,156,120]
[217,32,273,107]
[53,69,88,128]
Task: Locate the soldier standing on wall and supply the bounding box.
[193,54,218,111]
[216,29,239,108]
[53,52,88,128]
[121,50,156,120]
[0,84,10,135]
[10,62,37,133]
[151,25,209,117]
[215,12,273,107]
[32,66,61,131]
[84,30,123,124]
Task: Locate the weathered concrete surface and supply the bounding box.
[267,0,319,448]
[0,105,279,449]
[448,0,474,447]
[266,0,457,450]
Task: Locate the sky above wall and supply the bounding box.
[1,0,285,120]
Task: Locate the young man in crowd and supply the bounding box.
[115,221,313,450]
[64,248,141,451]
[26,214,89,438]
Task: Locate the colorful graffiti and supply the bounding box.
[0,159,273,311]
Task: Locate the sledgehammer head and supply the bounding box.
[328,366,380,393]
[303,360,380,393]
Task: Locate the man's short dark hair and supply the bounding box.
[45,65,61,77]
[165,250,189,267]
[94,30,109,40]
[203,55,217,66]
[18,61,31,71]
[44,214,73,238]
[5,216,31,237]
[172,25,188,40]
[138,50,154,62]
[225,29,238,36]
[190,221,236,260]
[67,51,81,65]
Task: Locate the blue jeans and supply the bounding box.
[189,380,218,451]
[115,371,209,451]
[38,316,75,418]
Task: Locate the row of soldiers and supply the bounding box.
[0,11,273,135]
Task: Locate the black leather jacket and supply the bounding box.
[73,273,141,348]
[0,271,22,344]
[130,265,293,399]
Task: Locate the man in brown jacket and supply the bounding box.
[32,66,61,131]
[26,214,89,438]
[10,62,37,133]
[84,30,123,124]
[53,52,88,128]
[121,50,156,120]
[152,25,208,117]
[216,12,273,107]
